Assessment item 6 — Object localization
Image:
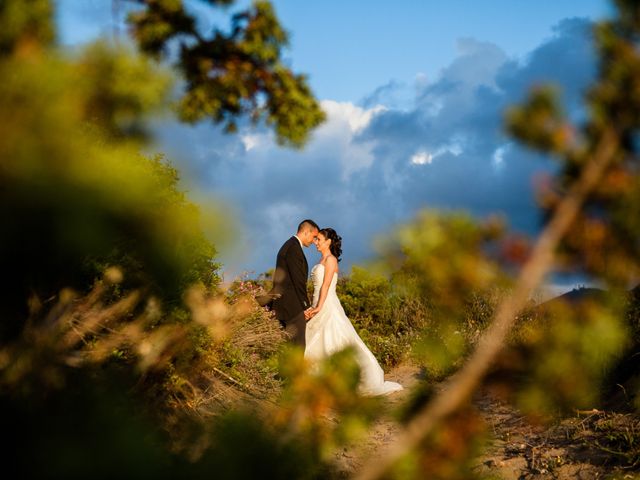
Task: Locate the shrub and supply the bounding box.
[337,266,428,368]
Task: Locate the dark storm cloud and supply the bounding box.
[155,18,597,278]
[351,17,595,232]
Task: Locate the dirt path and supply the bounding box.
[335,363,639,479]
[332,362,424,476]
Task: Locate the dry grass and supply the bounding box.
[1,268,290,461]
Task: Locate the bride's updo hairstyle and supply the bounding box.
[320,228,342,262]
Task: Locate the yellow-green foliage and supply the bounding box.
[338,266,428,367]
[5,0,640,478]
[515,295,629,413]
[78,41,173,140]
[275,347,381,462]
[0,0,54,55]
[0,2,378,478]
[0,41,224,339]
[376,210,510,378]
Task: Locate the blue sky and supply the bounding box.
[57,0,610,101]
[56,1,611,291]
[272,0,610,101]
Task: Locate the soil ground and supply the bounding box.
[335,363,640,479]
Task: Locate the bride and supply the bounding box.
[304,228,403,396]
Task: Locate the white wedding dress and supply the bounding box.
[305,263,403,396]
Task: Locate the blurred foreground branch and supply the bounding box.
[355,128,619,480]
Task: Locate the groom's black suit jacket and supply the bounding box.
[272,236,310,328]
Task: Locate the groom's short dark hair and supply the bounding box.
[297,219,319,232]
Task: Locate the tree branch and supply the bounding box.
[354,128,619,480]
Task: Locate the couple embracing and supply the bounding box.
[269,219,402,397]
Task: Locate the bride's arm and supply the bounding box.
[307,256,338,317]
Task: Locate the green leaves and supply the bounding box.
[380,210,507,306]
[502,294,630,414]
[505,86,575,156]
[128,0,196,58]
[0,41,222,334]
[129,0,326,147]
[276,346,381,465]
[76,41,174,140]
[0,0,54,56]
[372,211,511,378]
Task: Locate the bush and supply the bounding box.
[337,266,428,368]
[0,41,225,342]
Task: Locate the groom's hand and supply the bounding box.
[304,307,314,320]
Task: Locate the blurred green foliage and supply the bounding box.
[0,0,54,55]
[4,0,640,479]
[483,291,631,414]
[0,41,224,340]
[1,0,328,336]
[389,408,488,480]
[375,206,638,415]
[374,210,511,379]
[494,0,640,417]
[276,347,381,462]
[506,1,640,289]
[0,1,339,477]
[338,266,428,368]
[1,271,381,478]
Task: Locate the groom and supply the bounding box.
[271,219,319,347]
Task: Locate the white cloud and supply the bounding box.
[320,100,386,134]
[307,100,386,177]
[240,134,263,152]
[453,37,508,89]
[492,144,510,169]
[445,143,463,156]
[411,150,433,165]
[156,18,596,278]
[410,143,463,165]
[234,101,384,178]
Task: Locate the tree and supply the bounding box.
[0,0,326,333]
[0,1,332,475]
[127,0,326,147]
[356,0,640,478]
[0,2,333,477]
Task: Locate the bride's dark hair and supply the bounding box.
[319,228,342,262]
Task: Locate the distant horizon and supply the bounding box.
[218,257,604,306]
